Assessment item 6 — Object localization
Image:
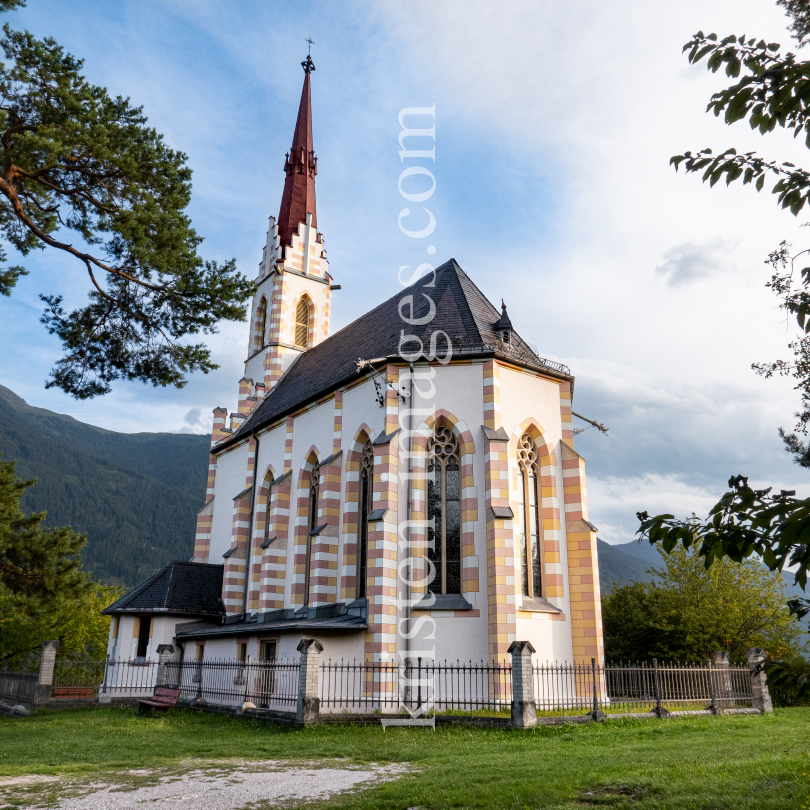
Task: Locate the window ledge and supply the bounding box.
[519,596,562,614]
[413,593,473,611]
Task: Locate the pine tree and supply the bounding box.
[0,449,109,667]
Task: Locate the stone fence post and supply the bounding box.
[711,650,732,708]
[36,640,59,702]
[156,644,175,687]
[508,640,537,728]
[746,648,773,713]
[296,638,323,725]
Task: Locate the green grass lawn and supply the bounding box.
[0,707,807,809]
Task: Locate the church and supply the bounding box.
[103,53,604,673]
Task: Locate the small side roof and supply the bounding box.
[102,561,225,617]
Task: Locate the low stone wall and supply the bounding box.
[176,699,299,728]
[34,697,140,713]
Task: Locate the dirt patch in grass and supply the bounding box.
[578,783,653,805]
[0,759,410,809]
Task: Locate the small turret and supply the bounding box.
[494,300,513,345]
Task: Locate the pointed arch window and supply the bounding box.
[427,426,461,595]
[262,471,275,545]
[295,297,310,349]
[254,296,267,352]
[304,460,320,605]
[357,440,373,599]
[517,433,543,598]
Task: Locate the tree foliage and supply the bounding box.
[750,240,810,466]
[0,16,253,397]
[778,0,810,48]
[641,4,810,596]
[670,30,810,215]
[0,448,120,667]
[603,546,804,665]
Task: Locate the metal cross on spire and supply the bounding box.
[302,37,316,73]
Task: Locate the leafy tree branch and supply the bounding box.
[0,21,254,397]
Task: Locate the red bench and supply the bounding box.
[53,687,94,698]
[137,687,181,717]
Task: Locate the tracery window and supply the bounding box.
[427,426,461,595]
[357,440,374,599]
[294,297,310,349]
[304,460,320,604]
[254,296,267,352]
[517,433,543,598]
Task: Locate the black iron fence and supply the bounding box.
[0,671,38,705]
[534,658,754,715]
[319,658,512,714]
[163,658,299,710]
[52,659,158,697]
[2,655,756,717]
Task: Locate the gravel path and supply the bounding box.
[0,760,410,809]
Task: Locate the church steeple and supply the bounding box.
[277,54,317,249]
[243,47,332,393]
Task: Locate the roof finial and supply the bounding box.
[302,37,316,73]
[494,299,513,334]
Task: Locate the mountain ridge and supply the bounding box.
[0,384,210,586]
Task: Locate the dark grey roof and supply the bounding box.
[102,561,225,617]
[223,259,571,449]
[175,599,368,639]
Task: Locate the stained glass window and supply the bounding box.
[517,433,543,598]
[427,426,462,595]
[304,460,319,604]
[357,440,373,599]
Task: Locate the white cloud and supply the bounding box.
[588,473,719,544]
[655,239,737,286]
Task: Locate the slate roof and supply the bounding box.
[223,259,571,449]
[175,599,368,640]
[102,561,225,617]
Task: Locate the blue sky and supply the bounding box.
[1,0,809,543]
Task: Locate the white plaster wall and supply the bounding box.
[107,614,178,662]
[291,403,334,469]
[425,613,490,663]
[314,634,365,664]
[245,349,267,384]
[198,637,234,660]
[208,442,251,562]
[498,367,564,450]
[340,378,385,448]
[515,616,575,663]
[255,422,287,485]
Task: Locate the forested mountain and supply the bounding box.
[599,537,806,609]
[0,384,210,587]
[596,540,654,593]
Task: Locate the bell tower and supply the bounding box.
[244,52,334,391]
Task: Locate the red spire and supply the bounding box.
[277,55,318,250]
